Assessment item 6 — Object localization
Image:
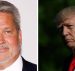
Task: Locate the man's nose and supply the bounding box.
[0,33,5,44]
[62,27,69,36]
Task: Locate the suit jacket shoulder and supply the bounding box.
[62,55,73,71]
[22,57,37,71]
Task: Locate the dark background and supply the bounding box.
[39,0,75,71]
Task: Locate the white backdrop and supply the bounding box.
[2,0,37,64]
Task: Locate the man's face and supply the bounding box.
[57,15,75,49]
[0,12,22,64]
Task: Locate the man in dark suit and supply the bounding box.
[0,1,37,71]
[55,6,75,71]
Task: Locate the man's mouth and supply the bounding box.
[0,45,9,53]
[65,39,75,43]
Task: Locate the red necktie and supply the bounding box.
[68,57,75,71]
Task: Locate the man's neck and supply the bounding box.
[0,54,20,70]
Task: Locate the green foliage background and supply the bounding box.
[39,0,75,71]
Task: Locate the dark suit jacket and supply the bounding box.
[62,55,73,71]
[22,57,37,71]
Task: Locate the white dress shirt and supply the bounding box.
[0,55,23,71]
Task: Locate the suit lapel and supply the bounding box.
[22,57,27,71]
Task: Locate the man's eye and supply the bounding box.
[5,30,12,33]
[67,25,73,29]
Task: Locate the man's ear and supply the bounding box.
[18,30,22,46]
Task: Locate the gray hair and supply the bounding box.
[55,6,75,24]
[0,1,20,31]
